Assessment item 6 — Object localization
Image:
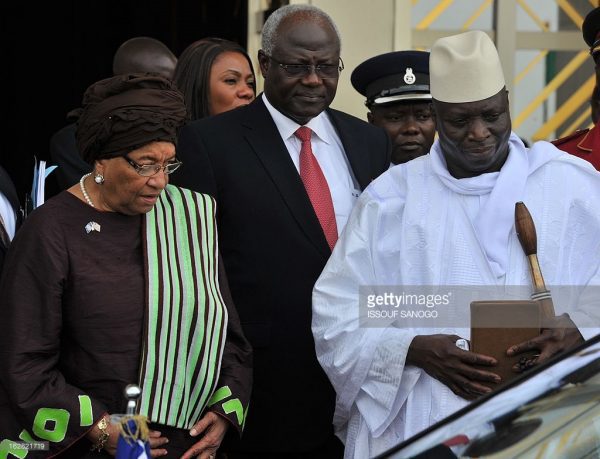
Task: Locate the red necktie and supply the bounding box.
[294,126,338,250]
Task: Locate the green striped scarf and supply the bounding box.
[139,185,228,428]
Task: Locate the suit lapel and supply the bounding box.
[241,97,330,258]
[327,108,372,191]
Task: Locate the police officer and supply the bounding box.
[351,50,436,165]
[552,7,600,169]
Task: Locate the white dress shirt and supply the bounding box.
[262,95,360,235]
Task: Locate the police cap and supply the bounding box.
[351,50,431,106]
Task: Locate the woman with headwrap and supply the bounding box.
[0,73,252,459]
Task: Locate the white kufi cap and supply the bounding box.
[430,30,505,103]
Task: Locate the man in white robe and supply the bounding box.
[312,30,600,459]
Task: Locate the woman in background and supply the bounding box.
[174,37,256,120]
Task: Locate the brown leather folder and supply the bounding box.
[470,300,541,386]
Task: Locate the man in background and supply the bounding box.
[112,36,177,78]
[49,36,177,189]
[351,50,435,165]
[552,7,599,168]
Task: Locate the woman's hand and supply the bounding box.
[147,429,170,457]
[180,411,229,459]
[85,416,169,457]
[84,415,120,456]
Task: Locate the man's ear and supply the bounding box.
[258,50,269,78]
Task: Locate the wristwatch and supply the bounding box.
[90,416,110,452]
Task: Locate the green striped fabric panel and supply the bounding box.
[139,185,228,428]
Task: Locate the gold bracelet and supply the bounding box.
[90,417,110,452]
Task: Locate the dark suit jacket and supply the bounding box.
[0,165,22,271]
[172,96,390,453]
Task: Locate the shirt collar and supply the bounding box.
[262,94,332,145]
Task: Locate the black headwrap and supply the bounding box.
[76,73,187,164]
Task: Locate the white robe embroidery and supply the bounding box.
[312,134,600,458]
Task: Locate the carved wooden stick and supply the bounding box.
[515,201,555,318]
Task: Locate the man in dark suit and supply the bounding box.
[0,165,22,270]
[172,4,390,458]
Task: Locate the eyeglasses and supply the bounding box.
[268,56,344,79]
[124,155,183,177]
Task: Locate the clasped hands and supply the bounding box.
[89,410,228,458]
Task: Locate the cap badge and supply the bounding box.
[404,68,416,84]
